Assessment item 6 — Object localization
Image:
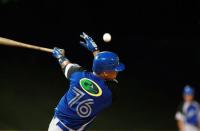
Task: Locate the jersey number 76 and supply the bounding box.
[68,87,94,118]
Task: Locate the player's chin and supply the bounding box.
[99,71,118,80]
[105,74,117,80]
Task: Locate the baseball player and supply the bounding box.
[175,85,200,131]
[48,32,125,131]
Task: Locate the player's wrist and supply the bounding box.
[91,47,99,52]
[52,47,65,59]
[93,50,100,56]
[58,56,69,65]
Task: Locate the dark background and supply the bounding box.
[0,0,200,130]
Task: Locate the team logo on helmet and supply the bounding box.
[80,78,102,97]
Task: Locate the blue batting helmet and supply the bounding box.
[92,51,125,74]
[183,85,194,95]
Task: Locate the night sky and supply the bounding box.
[0,0,200,130]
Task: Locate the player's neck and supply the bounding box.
[93,72,100,77]
[93,72,105,80]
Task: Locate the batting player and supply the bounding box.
[48,32,125,131]
[175,85,200,131]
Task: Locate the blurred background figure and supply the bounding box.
[175,85,200,131]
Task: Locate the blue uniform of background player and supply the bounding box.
[175,85,200,131]
[48,32,125,131]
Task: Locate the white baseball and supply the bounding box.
[103,33,111,42]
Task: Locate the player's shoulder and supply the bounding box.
[74,71,97,79]
[192,100,200,104]
[76,72,109,89]
[76,73,107,97]
[70,70,100,83]
[71,70,91,78]
[192,101,200,108]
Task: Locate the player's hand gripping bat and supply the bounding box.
[0,37,53,53]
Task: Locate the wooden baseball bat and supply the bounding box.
[0,37,53,53]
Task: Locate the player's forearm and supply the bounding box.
[60,60,70,70]
[177,121,184,131]
[57,56,71,71]
[198,122,200,129]
[93,50,100,57]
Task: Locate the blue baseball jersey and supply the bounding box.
[54,64,119,130]
[175,101,200,127]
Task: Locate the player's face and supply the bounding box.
[99,71,118,80]
[183,94,194,102]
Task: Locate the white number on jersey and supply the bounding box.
[68,87,94,118]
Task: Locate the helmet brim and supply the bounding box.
[114,63,125,72]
